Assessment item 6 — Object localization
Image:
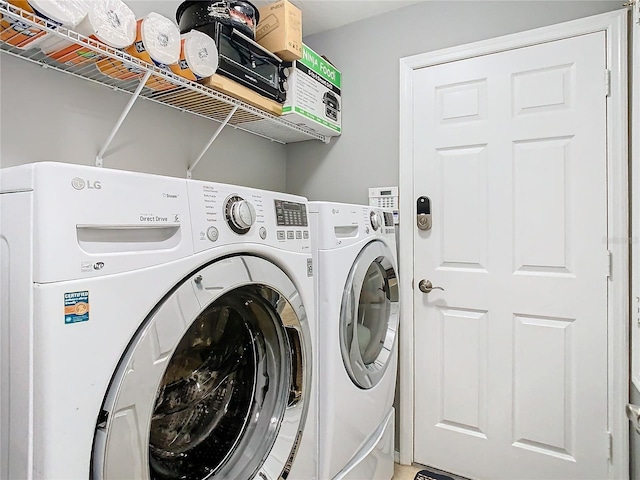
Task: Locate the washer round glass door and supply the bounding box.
[340,240,399,389]
[91,256,310,480]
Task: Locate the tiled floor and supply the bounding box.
[393,463,423,479]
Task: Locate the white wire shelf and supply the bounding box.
[0,0,329,167]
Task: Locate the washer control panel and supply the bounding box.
[188,180,311,254]
[275,199,309,244]
[275,200,308,227]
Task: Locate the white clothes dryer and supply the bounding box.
[0,162,317,480]
[309,202,399,480]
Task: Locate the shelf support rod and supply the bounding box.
[96,71,152,167]
[187,105,238,179]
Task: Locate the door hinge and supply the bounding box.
[605,69,611,97]
[606,250,612,278]
[607,431,613,460]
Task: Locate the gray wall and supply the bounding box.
[0,1,287,192]
[286,0,622,203]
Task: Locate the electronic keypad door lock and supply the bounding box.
[417,196,432,230]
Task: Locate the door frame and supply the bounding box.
[631,0,640,396]
[398,10,628,478]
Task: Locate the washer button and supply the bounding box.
[259,227,267,240]
[206,227,219,242]
[277,231,286,240]
[296,231,302,239]
[303,231,309,239]
[287,231,295,240]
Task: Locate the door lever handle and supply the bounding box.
[627,403,640,434]
[418,279,444,294]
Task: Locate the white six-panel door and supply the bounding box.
[412,32,609,479]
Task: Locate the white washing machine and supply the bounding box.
[309,202,399,480]
[0,162,317,480]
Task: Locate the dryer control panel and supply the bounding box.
[309,202,395,251]
[361,207,395,237]
[187,180,311,254]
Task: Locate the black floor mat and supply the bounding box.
[414,468,456,480]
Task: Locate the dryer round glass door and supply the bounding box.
[340,240,399,389]
[91,256,311,480]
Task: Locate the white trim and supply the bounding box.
[602,11,629,479]
[398,54,415,467]
[398,9,629,477]
[399,10,627,71]
[630,0,640,398]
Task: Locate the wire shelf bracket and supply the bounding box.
[96,71,152,167]
[188,105,239,179]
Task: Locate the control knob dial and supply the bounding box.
[370,211,383,231]
[225,196,256,234]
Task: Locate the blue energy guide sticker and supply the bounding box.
[64,291,89,324]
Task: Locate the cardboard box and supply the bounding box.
[255,0,302,62]
[282,44,341,137]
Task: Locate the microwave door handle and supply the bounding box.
[227,33,259,67]
[251,53,273,65]
[231,28,282,63]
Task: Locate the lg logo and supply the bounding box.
[72,177,102,190]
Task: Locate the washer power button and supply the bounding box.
[259,227,267,240]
